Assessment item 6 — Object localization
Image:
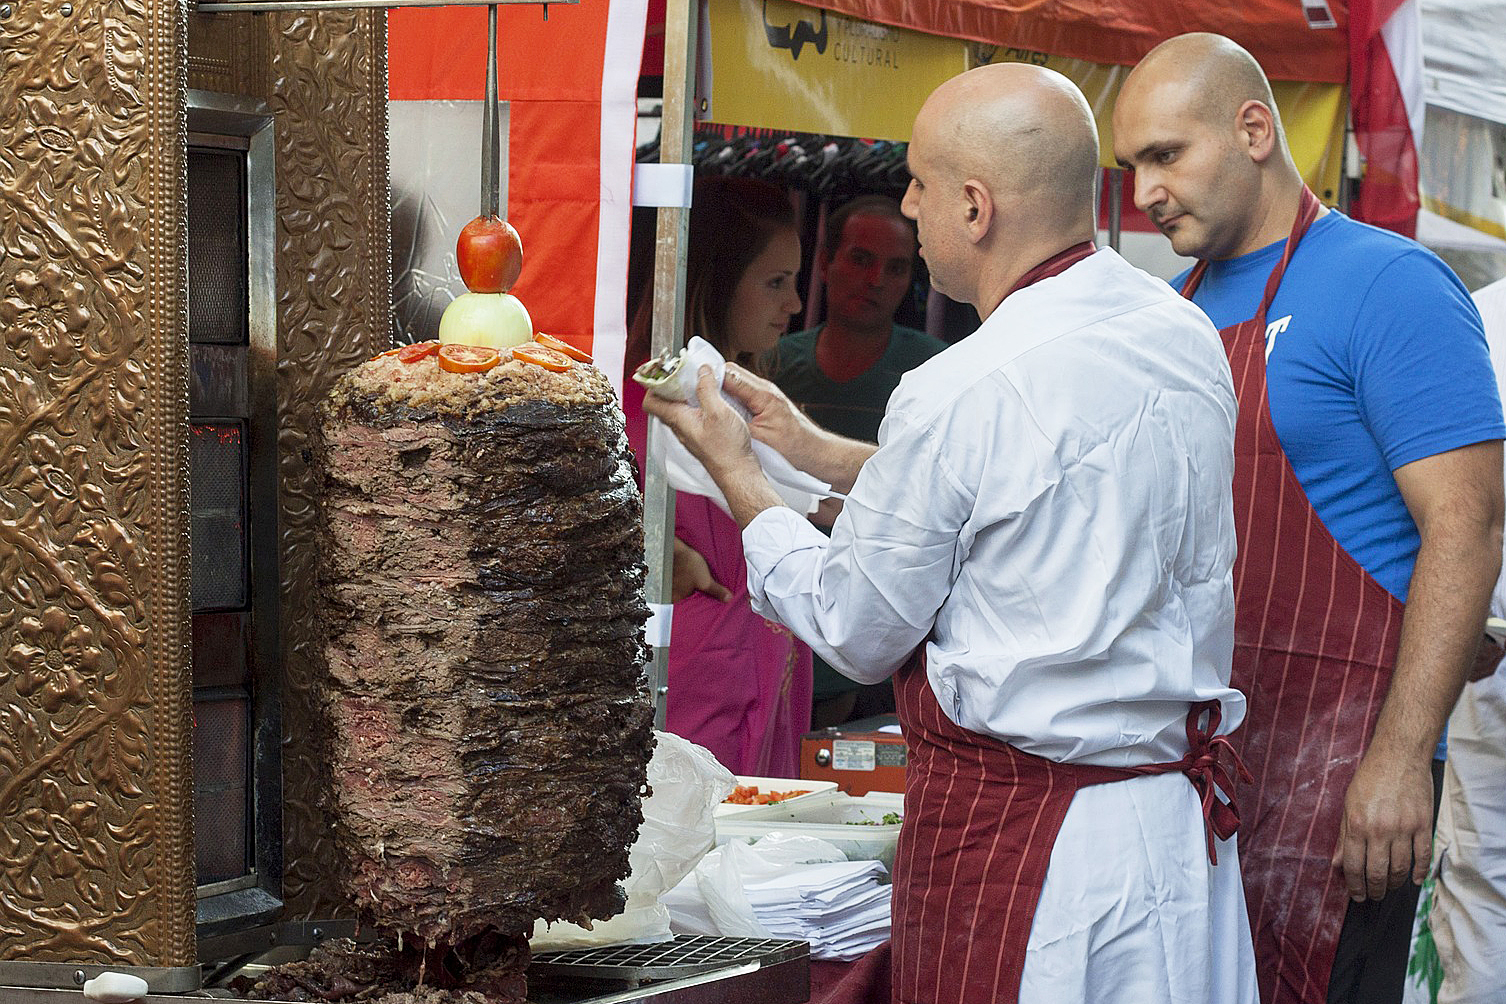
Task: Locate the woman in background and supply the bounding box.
[624,175,812,776]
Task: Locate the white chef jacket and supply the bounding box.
[745,248,1247,767]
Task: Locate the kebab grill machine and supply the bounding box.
[0,0,807,999]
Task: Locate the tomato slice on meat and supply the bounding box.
[512,343,573,372]
[534,332,592,364]
[397,340,440,363]
[437,343,502,373]
[375,340,441,362]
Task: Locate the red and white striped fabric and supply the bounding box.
[1348,0,1424,236]
[388,1,648,394]
[815,650,1256,1004]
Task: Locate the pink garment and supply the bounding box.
[623,380,813,776]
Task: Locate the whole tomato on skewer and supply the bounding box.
[457,215,524,294]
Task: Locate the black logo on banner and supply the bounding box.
[764,1,828,61]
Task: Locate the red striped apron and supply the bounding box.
[1181,188,1405,1004]
[820,656,1249,1004]
[887,656,1245,1004]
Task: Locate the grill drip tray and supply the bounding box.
[528,935,810,1003]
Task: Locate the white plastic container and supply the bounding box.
[714,775,839,817]
[714,791,905,867]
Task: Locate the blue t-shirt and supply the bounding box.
[1180,211,1504,762]
[1179,210,1503,600]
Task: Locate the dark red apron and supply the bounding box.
[887,657,1244,1004]
[1181,189,1405,1004]
[820,241,1248,1004]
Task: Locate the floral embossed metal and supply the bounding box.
[0,0,191,968]
[2,0,391,970]
[266,8,392,919]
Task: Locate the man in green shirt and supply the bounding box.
[766,194,948,726]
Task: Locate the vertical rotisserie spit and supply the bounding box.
[274,348,653,1000]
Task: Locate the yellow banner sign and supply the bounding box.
[706,2,1345,204]
[706,0,966,141]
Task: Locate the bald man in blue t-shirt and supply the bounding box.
[1116,33,1504,1004]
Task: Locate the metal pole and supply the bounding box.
[481,4,501,218]
[641,0,698,731]
[1108,167,1123,252]
[1339,109,1357,215]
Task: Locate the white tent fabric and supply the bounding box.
[1421,0,1506,126]
[1417,104,1506,250]
[1418,208,1506,254]
[1387,2,1428,179]
[1417,4,1506,265]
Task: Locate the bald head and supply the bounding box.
[1123,33,1283,140]
[1112,33,1308,260]
[920,63,1100,234]
[903,63,1101,312]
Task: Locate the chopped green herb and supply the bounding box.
[846,812,902,826]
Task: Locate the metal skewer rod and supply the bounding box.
[1108,167,1123,252]
[642,0,699,731]
[481,3,501,218]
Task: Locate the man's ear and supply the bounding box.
[962,179,993,243]
[1237,99,1280,165]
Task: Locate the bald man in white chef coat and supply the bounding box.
[645,63,1257,1004]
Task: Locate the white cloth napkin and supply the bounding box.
[647,337,840,516]
[743,859,889,907]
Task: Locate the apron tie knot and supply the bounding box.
[1179,699,1254,865]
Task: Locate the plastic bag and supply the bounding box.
[529,731,737,950]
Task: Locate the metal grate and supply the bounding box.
[187,147,249,346]
[190,421,248,610]
[193,696,251,883]
[529,935,808,982]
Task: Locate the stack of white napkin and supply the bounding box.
[664,835,891,962]
[743,859,892,961]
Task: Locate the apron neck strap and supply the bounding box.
[1251,187,1322,325]
[1007,240,1097,298]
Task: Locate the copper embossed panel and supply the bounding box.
[267,9,392,917]
[188,10,271,97]
[0,0,195,969]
